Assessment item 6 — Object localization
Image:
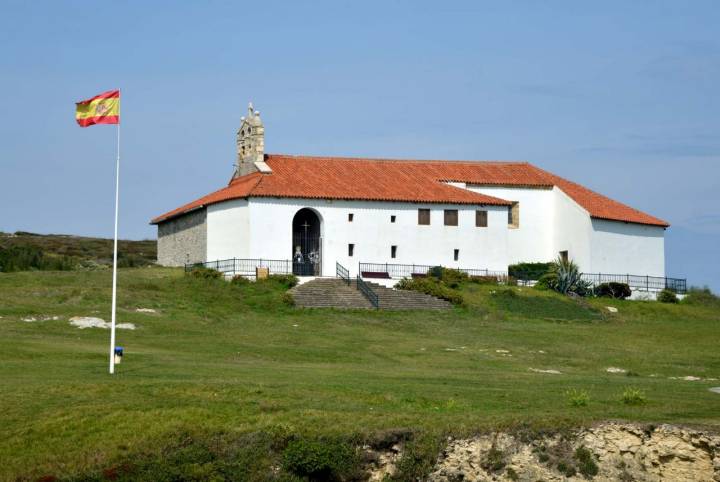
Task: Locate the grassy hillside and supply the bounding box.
[0,231,156,271]
[0,268,718,480]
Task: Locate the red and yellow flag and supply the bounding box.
[75,90,120,127]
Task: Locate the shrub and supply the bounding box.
[565,388,590,407]
[541,256,592,296]
[230,274,251,286]
[281,292,295,306]
[428,265,444,279]
[0,245,77,272]
[557,461,576,477]
[396,277,463,305]
[534,272,554,291]
[481,444,506,472]
[683,286,719,307]
[594,282,632,299]
[188,267,223,280]
[621,387,647,405]
[437,268,468,288]
[266,274,299,289]
[574,446,599,477]
[494,287,518,299]
[468,275,499,285]
[281,439,357,481]
[0,245,43,272]
[508,262,553,281]
[116,252,153,268]
[657,289,678,304]
[392,433,444,481]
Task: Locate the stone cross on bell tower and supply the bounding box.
[233,102,266,178]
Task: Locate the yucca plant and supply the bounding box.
[543,256,592,296]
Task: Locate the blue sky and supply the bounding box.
[1,1,718,290]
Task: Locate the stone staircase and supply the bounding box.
[289,278,374,309]
[362,280,452,310]
[289,278,452,310]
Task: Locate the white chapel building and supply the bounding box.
[151,104,668,279]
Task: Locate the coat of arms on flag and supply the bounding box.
[75,90,120,127]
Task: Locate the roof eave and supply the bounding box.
[150,204,206,225]
[590,215,670,228]
[249,193,511,205]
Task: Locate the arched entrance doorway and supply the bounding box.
[292,208,322,276]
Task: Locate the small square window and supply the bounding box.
[391,215,396,223]
[418,209,430,225]
[348,244,354,257]
[391,245,397,258]
[444,209,458,226]
[476,210,488,227]
[348,213,354,222]
[454,249,459,261]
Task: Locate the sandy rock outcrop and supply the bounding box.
[368,423,720,481]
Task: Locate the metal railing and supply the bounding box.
[358,262,508,280]
[580,273,687,294]
[357,261,685,294]
[356,275,379,309]
[185,258,293,277]
[336,262,350,286]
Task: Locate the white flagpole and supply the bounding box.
[109,119,120,374]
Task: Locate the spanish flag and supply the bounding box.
[75,90,120,127]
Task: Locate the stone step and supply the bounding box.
[288,277,452,310]
[360,281,453,310]
[289,278,373,309]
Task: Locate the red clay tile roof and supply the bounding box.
[151,154,669,227]
[151,172,263,224]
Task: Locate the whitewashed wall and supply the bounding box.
[206,199,250,261]
[202,188,665,278]
[590,218,665,276]
[551,187,593,271]
[465,185,554,264]
[465,184,665,276]
[243,197,509,277]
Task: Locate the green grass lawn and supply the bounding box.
[1,268,718,480]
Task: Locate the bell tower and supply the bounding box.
[233,102,266,178]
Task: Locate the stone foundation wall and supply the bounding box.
[156,209,207,266]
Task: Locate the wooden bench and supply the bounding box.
[361,271,391,279]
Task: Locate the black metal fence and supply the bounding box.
[358,262,508,280]
[580,273,687,294]
[357,274,379,309]
[357,261,686,294]
[185,258,293,277]
[336,262,350,286]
